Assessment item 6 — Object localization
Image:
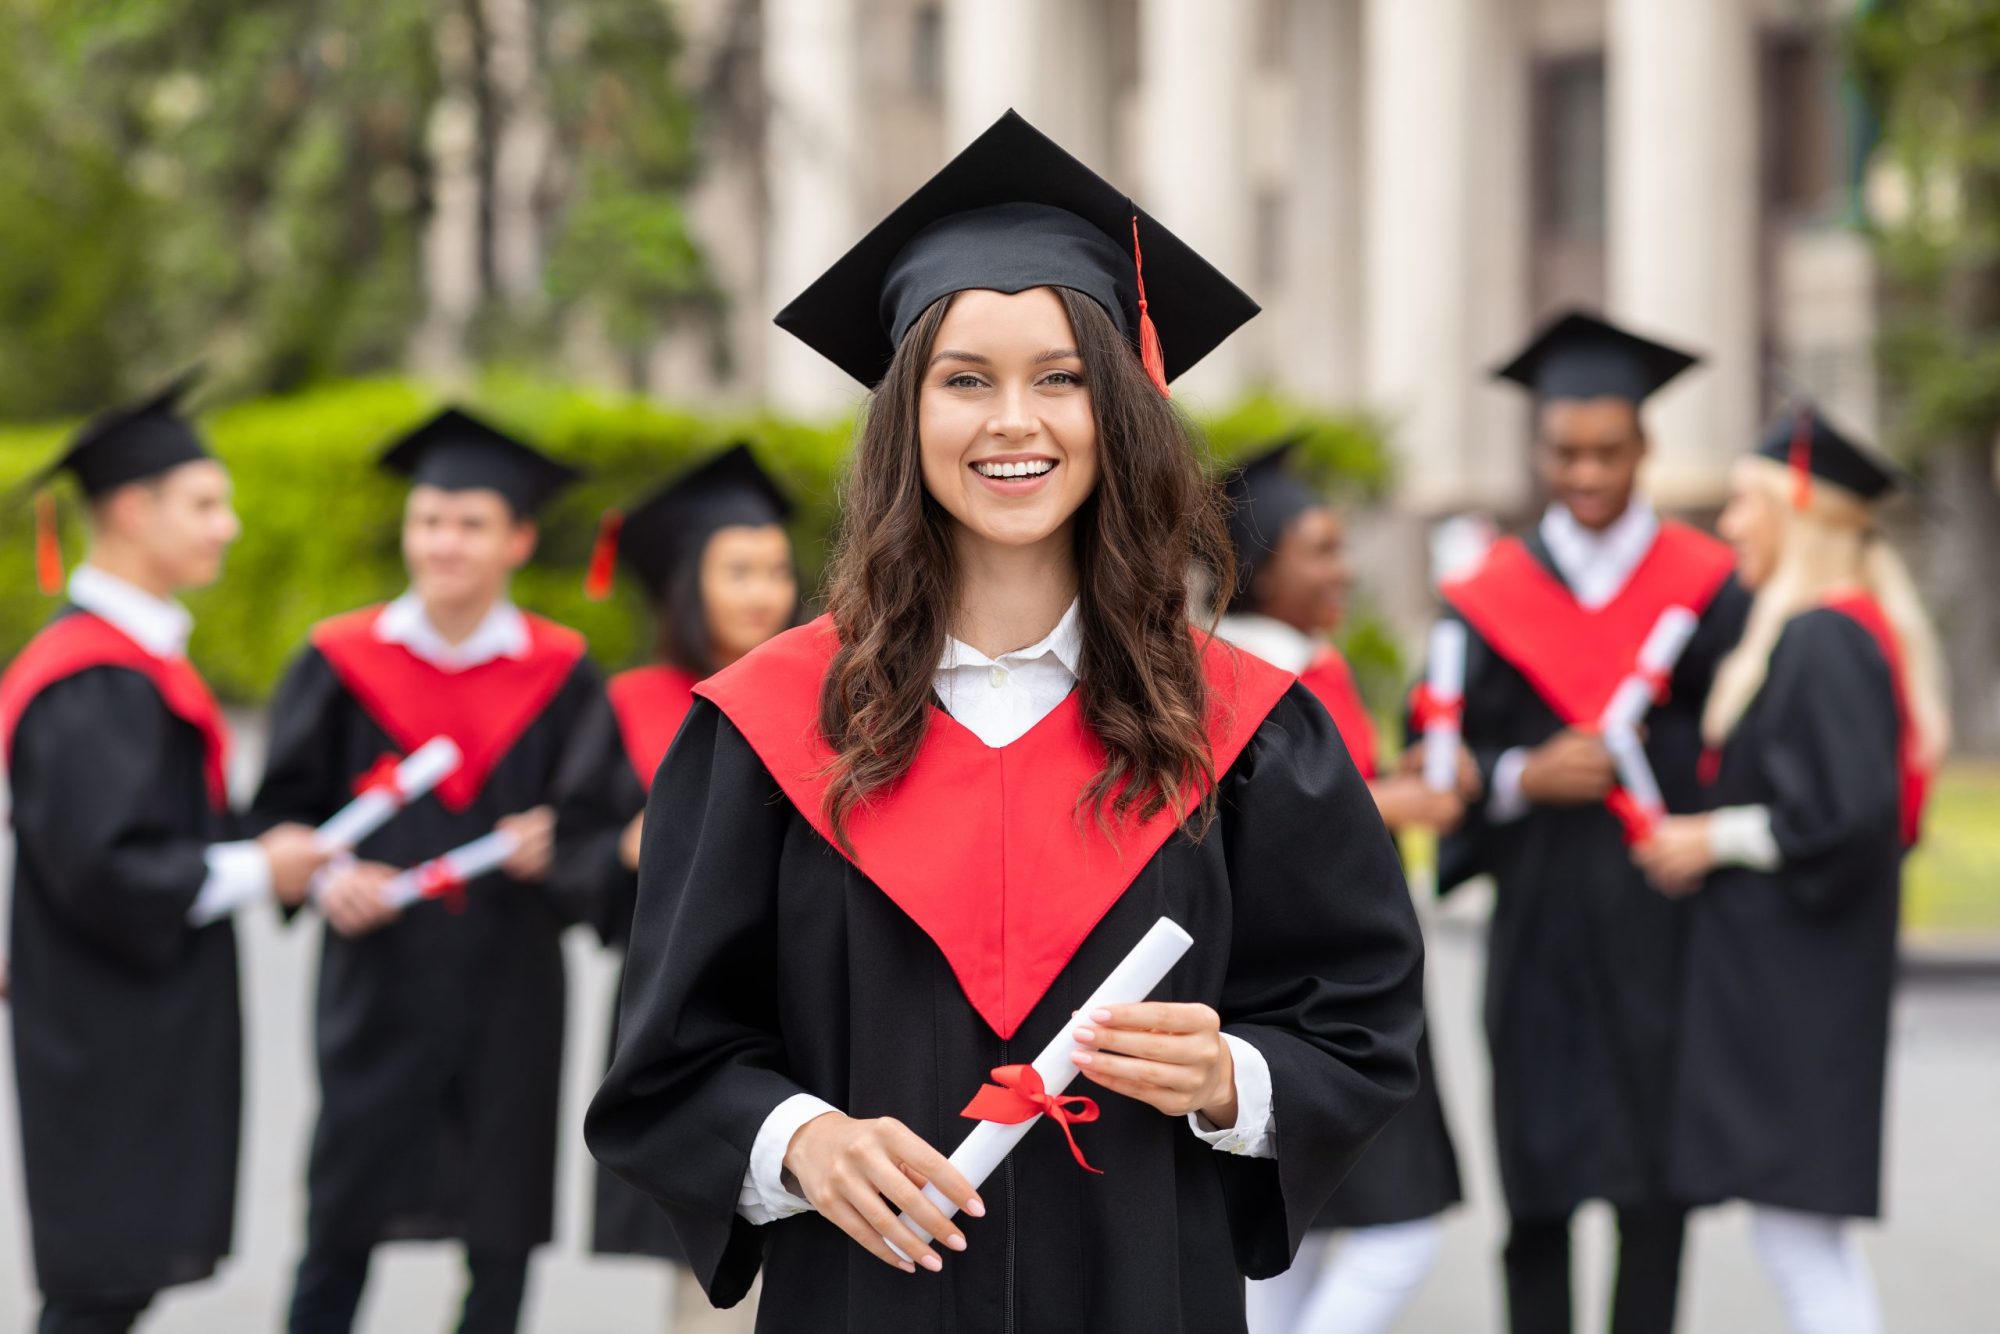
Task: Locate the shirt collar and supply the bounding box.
[1214,612,1321,674]
[1538,499,1660,610]
[938,598,1084,677]
[375,590,530,672]
[67,565,194,659]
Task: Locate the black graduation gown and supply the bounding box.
[585,631,1426,1334]
[1439,530,1751,1221]
[5,626,241,1299]
[251,634,602,1253]
[551,686,683,1261]
[1669,607,1904,1218]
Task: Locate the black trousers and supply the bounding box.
[288,1244,531,1334]
[1504,1205,1687,1334]
[36,1294,153,1334]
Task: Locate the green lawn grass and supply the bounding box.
[1905,763,2000,935]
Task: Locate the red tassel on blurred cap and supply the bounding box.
[584,509,623,601]
[35,490,63,596]
[1131,215,1170,399]
[1787,408,1813,511]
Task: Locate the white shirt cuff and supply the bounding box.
[737,1092,838,1224]
[1187,1033,1276,1159]
[1486,747,1532,824]
[188,841,273,926]
[1708,804,1781,870]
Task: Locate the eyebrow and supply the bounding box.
[928,347,1082,368]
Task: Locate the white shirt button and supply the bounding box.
[989,665,1008,688]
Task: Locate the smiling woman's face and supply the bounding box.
[917,286,1101,557]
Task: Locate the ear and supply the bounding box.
[507,519,539,568]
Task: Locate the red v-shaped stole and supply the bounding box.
[312,606,586,812]
[695,616,1295,1040]
[1822,593,1928,848]
[1299,647,1378,781]
[1441,522,1733,725]
[0,611,231,808]
[608,665,700,787]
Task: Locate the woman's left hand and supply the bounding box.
[1634,814,1716,897]
[1070,1002,1238,1127]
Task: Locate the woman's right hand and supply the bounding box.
[1370,773,1467,833]
[782,1111,984,1275]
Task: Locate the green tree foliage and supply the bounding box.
[0,0,710,418]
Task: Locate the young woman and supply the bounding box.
[583,112,1425,1333]
[1635,408,1947,1334]
[1218,442,1466,1334]
[552,444,798,1320]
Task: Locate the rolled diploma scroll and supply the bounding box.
[380,829,522,910]
[893,916,1196,1254]
[313,737,463,853]
[1421,621,1468,792]
[1603,725,1665,823]
[1598,607,1699,735]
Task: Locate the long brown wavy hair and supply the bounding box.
[816,286,1236,847]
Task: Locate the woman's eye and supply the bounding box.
[1040,370,1083,387]
[943,373,985,389]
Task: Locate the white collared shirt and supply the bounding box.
[375,591,530,672]
[1538,498,1660,612]
[1214,612,1319,674]
[1488,500,1662,821]
[64,566,270,924]
[736,598,1279,1226]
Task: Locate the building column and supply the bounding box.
[761,0,865,416]
[1277,0,1365,406]
[943,0,1112,160]
[1607,0,1759,506]
[1137,0,1253,406]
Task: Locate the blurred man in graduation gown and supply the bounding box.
[1636,410,1946,1334]
[251,408,602,1334]
[1438,313,1751,1333]
[1217,442,1467,1334]
[552,444,797,1328]
[1,380,328,1334]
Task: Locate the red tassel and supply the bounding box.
[584,509,623,601]
[1131,215,1170,399]
[1787,409,1813,511]
[35,491,62,596]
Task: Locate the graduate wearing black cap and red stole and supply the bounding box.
[1,380,330,1334]
[249,407,602,1334]
[1633,410,1945,1334]
[551,444,798,1302]
[584,111,1426,1334]
[1437,311,1752,1334]
[1217,442,1466,1334]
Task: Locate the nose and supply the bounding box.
[986,383,1039,445]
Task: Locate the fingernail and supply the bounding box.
[1071,1050,1094,1066]
[1091,1008,1111,1023]
[1072,1027,1094,1043]
[897,1260,916,1274]
[921,1254,943,1272]
[965,1196,986,1218]
[945,1233,967,1252]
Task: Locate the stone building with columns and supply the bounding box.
[661,0,1871,554]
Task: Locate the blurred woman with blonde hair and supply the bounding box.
[1635,407,1947,1334]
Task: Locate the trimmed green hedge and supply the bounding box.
[0,379,1392,702]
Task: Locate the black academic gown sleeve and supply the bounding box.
[586,687,1424,1333]
[1669,609,1903,1218]
[550,690,645,946]
[7,667,241,1299]
[1212,687,1428,1276]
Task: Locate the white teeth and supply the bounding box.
[975,459,1054,479]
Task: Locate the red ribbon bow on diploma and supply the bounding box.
[962,1065,1103,1174]
[353,753,408,804]
[1635,664,1673,708]
[1606,788,1660,846]
[1408,684,1464,731]
[416,860,468,913]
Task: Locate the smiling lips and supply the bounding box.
[972,457,1057,480]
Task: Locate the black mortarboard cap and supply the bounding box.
[1755,405,1905,502]
[378,406,581,516]
[774,110,1259,391]
[1223,435,1322,595]
[1494,309,1701,406]
[602,443,793,601]
[39,369,213,497]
